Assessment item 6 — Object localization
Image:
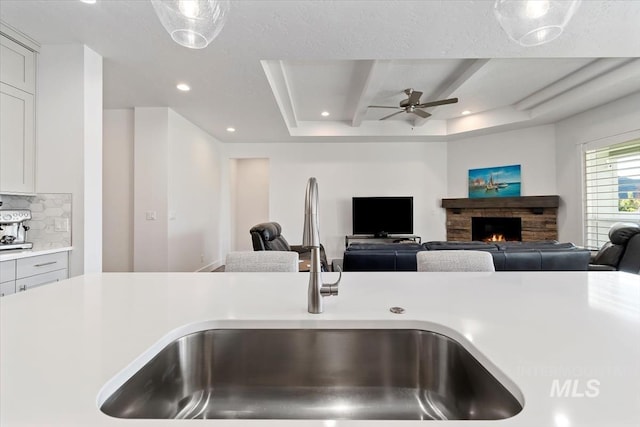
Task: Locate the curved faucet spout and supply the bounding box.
[303,177,340,314]
[303,177,320,247]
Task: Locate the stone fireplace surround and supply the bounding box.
[441,196,559,242]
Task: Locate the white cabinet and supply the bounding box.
[0,251,69,296]
[16,251,68,278]
[0,259,16,296]
[16,268,67,292]
[0,35,36,93]
[0,32,37,195]
[0,82,35,193]
[0,280,15,296]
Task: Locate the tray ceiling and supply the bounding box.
[1,1,639,142]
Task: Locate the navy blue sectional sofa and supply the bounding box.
[342,240,591,272]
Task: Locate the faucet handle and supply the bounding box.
[320,265,341,296]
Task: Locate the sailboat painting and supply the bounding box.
[468,164,521,198]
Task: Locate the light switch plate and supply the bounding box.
[145,211,157,221]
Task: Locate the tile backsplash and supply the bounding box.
[0,193,72,250]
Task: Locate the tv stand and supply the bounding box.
[345,235,421,248]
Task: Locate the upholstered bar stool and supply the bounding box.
[417,250,495,272]
[224,251,299,272]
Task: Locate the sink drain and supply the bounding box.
[389,307,405,314]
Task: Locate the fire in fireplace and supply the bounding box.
[472,217,522,242]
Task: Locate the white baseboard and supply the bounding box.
[196,259,223,272]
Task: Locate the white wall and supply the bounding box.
[167,110,223,272]
[133,108,169,271]
[37,44,103,277]
[107,108,224,272]
[446,125,557,198]
[103,109,134,272]
[82,47,103,274]
[555,92,640,245]
[223,142,448,261]
[232,158,269,251]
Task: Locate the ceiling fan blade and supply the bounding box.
[417,97,459,109]
[368,105,402,109]
[407,90,422,105]
[379,110,404,121]
[412,108,431,119]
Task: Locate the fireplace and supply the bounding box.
[472,217,522,242]
[441,196,559,242]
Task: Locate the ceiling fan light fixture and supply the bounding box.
[493,0,582,47]
[151,0,230,49]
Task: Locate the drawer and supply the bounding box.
[16,268,67,292]
[1,259,16,283]
[17,252,68,278]
[1,280,15,297]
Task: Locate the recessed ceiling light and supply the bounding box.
[461,110,472,115]
[176,83,191,91]
[226,127,236,132]
[321,111,330,117]
[80,0,97,4]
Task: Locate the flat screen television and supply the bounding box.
[352,197,413,237]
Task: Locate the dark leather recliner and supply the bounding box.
[249,222,329,271]
[589,223,640,274]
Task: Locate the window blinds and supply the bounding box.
[584,139,640,249]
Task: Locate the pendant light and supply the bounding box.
[494,0,582,47]
[151,0,230,49]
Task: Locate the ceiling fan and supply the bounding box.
[369,88,459,120]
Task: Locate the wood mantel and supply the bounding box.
[441,195,560,241]
[441,195,559,209]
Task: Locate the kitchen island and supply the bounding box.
[1,271,639,426]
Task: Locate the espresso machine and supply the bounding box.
[0,209,33,251]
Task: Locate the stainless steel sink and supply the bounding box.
[100,329,522,420]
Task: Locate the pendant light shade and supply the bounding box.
[151,0,230,49]
[494,0,582,47]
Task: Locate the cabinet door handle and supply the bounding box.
[19,285,26,291]
[34,261,57,268]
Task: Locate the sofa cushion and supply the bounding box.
[347,243,423,251]
[423,241,499,251]
[343,250,397,271]
[495,241,574,250]
[396,251,419,271]
[540,250,591,271]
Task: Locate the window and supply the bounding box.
[584,139,640,248]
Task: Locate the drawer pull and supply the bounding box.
[34,261,57,268]
[19,285,26,291]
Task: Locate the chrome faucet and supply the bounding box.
[303,177,341,314]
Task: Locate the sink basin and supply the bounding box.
[100,329,522,420]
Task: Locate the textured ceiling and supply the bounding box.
[1,0,639,142]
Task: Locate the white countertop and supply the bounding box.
[1,271,639,426]
[0,246,72,261]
